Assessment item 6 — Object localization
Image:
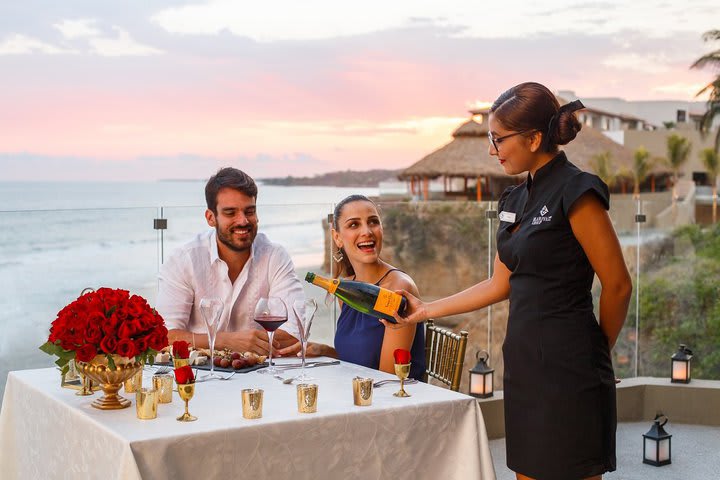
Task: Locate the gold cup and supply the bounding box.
[352,377,374,406]
[152,373,173,404]
[176,383,197,422]
[241,388,264,419]
[136,388,158,420]
[393,363,412,398]
[173,358,190,369]
[296,383,318,413]
[123,369,143,393]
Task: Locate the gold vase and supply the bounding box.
[76,354,143,410]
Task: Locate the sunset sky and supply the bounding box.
[1,1,718,181]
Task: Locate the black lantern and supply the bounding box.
[643,413,672,466]
[469,350,494,398]
[671,344,693,383]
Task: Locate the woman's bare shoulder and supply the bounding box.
[381,269,419,296]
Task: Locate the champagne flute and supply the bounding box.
[291,298,318,382]
[199,297,225,381]
[254,297,287,375]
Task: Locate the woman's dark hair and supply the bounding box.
[489,82,582,153]
[332,194,378,279]
[205,167,258,213]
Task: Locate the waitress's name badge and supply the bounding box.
[499,211,516,223]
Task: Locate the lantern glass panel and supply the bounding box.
[658,438,670,462]
[672,360,688,381]
[470,373,487,395]
[643,437,656,462]
[484,373,493,394]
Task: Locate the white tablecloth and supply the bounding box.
[0,359,495,479]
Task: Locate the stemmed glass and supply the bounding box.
[292,298,318,382]
[254,297,287,375]
[199,297,225,381]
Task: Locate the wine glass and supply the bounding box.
[199,297,225,381]
[254,297,288,375]
[291,298,318,382]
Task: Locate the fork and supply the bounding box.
[373,378,418,388]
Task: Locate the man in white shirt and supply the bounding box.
[156,167,302,355]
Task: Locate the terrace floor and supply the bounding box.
[489,422,720,479]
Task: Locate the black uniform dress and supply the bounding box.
[497,151,617,480]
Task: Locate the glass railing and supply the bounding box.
[1,192,718,404]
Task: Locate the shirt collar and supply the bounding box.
[526,151,567,190]
[208,229,258,265]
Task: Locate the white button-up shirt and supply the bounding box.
[156,230,302,339]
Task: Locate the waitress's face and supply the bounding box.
[488,114,540,176]
[332,200,383,267]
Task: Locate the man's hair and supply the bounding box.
[205,167,258,213]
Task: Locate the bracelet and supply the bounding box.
[191,333,195,348]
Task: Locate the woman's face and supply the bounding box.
[332,200,383,267]
[488,113,540,176]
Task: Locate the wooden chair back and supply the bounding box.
[423,319,469,391]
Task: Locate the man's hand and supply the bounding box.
[273,330,299,356]
[216,329,271,356]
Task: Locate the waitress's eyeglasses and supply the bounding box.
[488,130,538,151]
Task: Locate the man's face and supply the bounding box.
[206,188,258,253]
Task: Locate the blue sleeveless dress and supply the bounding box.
[333,270,426,380]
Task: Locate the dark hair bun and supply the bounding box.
[551,111,582,146]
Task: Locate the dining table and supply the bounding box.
[0,357,496,479]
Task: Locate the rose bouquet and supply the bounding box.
[40,287,169,374]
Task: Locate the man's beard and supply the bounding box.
[216,225,255,252]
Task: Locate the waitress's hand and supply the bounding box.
[380,289,428,328]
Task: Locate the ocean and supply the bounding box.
[0,181,378,403]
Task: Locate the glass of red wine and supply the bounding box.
[254,296,287,375]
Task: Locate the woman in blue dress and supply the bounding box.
[283,195,426,380]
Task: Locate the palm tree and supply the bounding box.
[700,148,719,223]
[665,134,692,203]
[691,29,720,153]
[589,151,617,188]
[632,147,654,199]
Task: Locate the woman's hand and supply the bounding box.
[380,289,428,328]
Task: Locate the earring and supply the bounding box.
[332,250,344,263]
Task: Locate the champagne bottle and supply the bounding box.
[305,272,406,323]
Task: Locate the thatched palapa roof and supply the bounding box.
[399,112,667,181]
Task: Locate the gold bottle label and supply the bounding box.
[373,288,402,315]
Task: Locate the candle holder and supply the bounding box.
[241,388,264,419]
[176,383,197,422]
[296,383,318,413]
[123,369,143,393]
[352,377,373,406]
[136,388,158,420]
[152,373,173,404]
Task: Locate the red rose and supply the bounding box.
[85,323,103,344]
[174,365,195,384]
[148,331,169,351]
[76,343,97,362]
[100,335,117,354]
[172,340,191,359]
[135,337,149,354]
[117,321,134,339]
[116,338,137,359]
[393,348,411,364]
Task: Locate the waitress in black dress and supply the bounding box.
[389,82,632,480]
